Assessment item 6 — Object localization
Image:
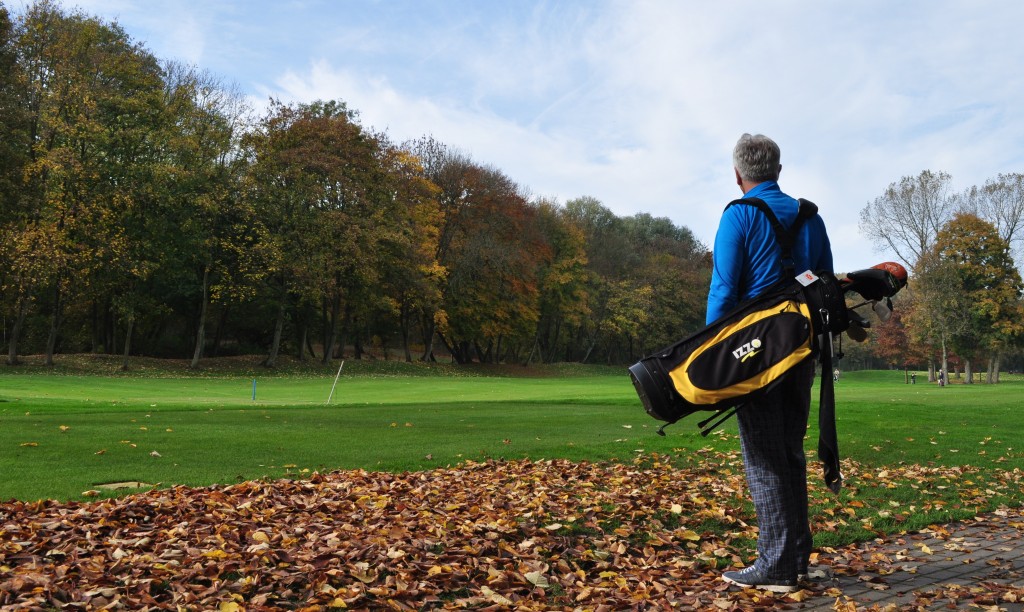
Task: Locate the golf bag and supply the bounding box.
[628,197,907,492]
[628,267,847,429]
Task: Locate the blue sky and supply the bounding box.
[48,0,1024,272]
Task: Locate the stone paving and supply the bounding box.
[795,509,1024,610]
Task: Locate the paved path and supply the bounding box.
[795,509,1024,610]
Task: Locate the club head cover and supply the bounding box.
[872,298,893,322]
[872,261,908,288]
[845,323,868,343]
[844,268,901,300]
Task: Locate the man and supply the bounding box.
[709,133,833,593]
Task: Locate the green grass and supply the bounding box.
[1,362,1022,549]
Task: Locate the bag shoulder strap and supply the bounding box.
[725,197,818,276]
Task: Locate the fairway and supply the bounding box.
[0,372,632,409]
[1,367,1023,507]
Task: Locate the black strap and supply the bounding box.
[817,339,842,493]
[724,197,842,492]
[725,197,819,276]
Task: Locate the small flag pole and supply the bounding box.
[326,360,344,404]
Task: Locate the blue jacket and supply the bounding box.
[706,181,833,324]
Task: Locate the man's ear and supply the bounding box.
[734,168,742,186]
[777,163,782,178]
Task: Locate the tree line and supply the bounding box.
[4,2,1021,376]
[0,1,710,369]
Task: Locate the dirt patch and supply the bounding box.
[93,481,154,490]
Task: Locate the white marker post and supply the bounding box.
[326,360,344,404]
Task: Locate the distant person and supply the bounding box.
[833,368,840,382]
[911,372,916,385]
[708,134,833,593]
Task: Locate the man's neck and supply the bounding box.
[740,179,770,194]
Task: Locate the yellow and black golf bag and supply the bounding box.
[628,197,906,492]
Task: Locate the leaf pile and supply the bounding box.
[0,452,1021,610]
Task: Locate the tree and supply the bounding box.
[374,141,442,362]
[159,62,258,368]
[8,1,167,366]
[932,213,1024,383]
[530,199,591,364]
[432,164,545,364]
[961,173,1024,274]
[860,170,956,271]
[905,248,969,383]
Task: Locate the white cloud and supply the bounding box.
[55,0,1024,273]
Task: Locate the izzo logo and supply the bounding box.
[732,338,762,363]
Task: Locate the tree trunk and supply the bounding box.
[190,267,210,369]
[964,359,973,384]
[265,299,286,368]
[297,324,308,361]
[546,319,562,364]
[400,303,413,362]
[524,338,539,366]
[305,333,317,360]
[211,304,229,357]
[940,335,948,385]
[993,354,1002,383]
[322,295,341,364]
[7,293,29,366]
[121,311,135,371]
[45,284,64,367]
[419,310,436,362]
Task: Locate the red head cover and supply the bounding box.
[872,261,908,287]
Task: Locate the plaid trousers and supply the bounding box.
[735,358,815,581]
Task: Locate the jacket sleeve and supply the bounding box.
[706,207,746,324]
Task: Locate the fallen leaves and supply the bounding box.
[0,453,1021,609]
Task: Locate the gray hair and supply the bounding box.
[733,133,781,183]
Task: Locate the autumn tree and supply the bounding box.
[373,139,443,362]
[433,164,545,364]
[932,213,1023,383]
[621,213,709,358]
[157,62,261,368]
[860,170,956,271]
[6,2,167,366]
[529,199,591,364]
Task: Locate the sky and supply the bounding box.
[35,0,1024,273]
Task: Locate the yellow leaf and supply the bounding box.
[20,442,38,447]
[59,425,70,432]
[203,549,229,559]
[328,598,348,608]
[789,589,811,602]
[427,565,444,576]
[543,523,563,531]
[678,530,700,541]
[480,586,514,605]
[919,544,933,555]
[219,604,241,612]
[524,571,550,588]
[251,531,270,544]
[671,504,683,514]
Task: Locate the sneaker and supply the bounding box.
[722,566,797,593]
